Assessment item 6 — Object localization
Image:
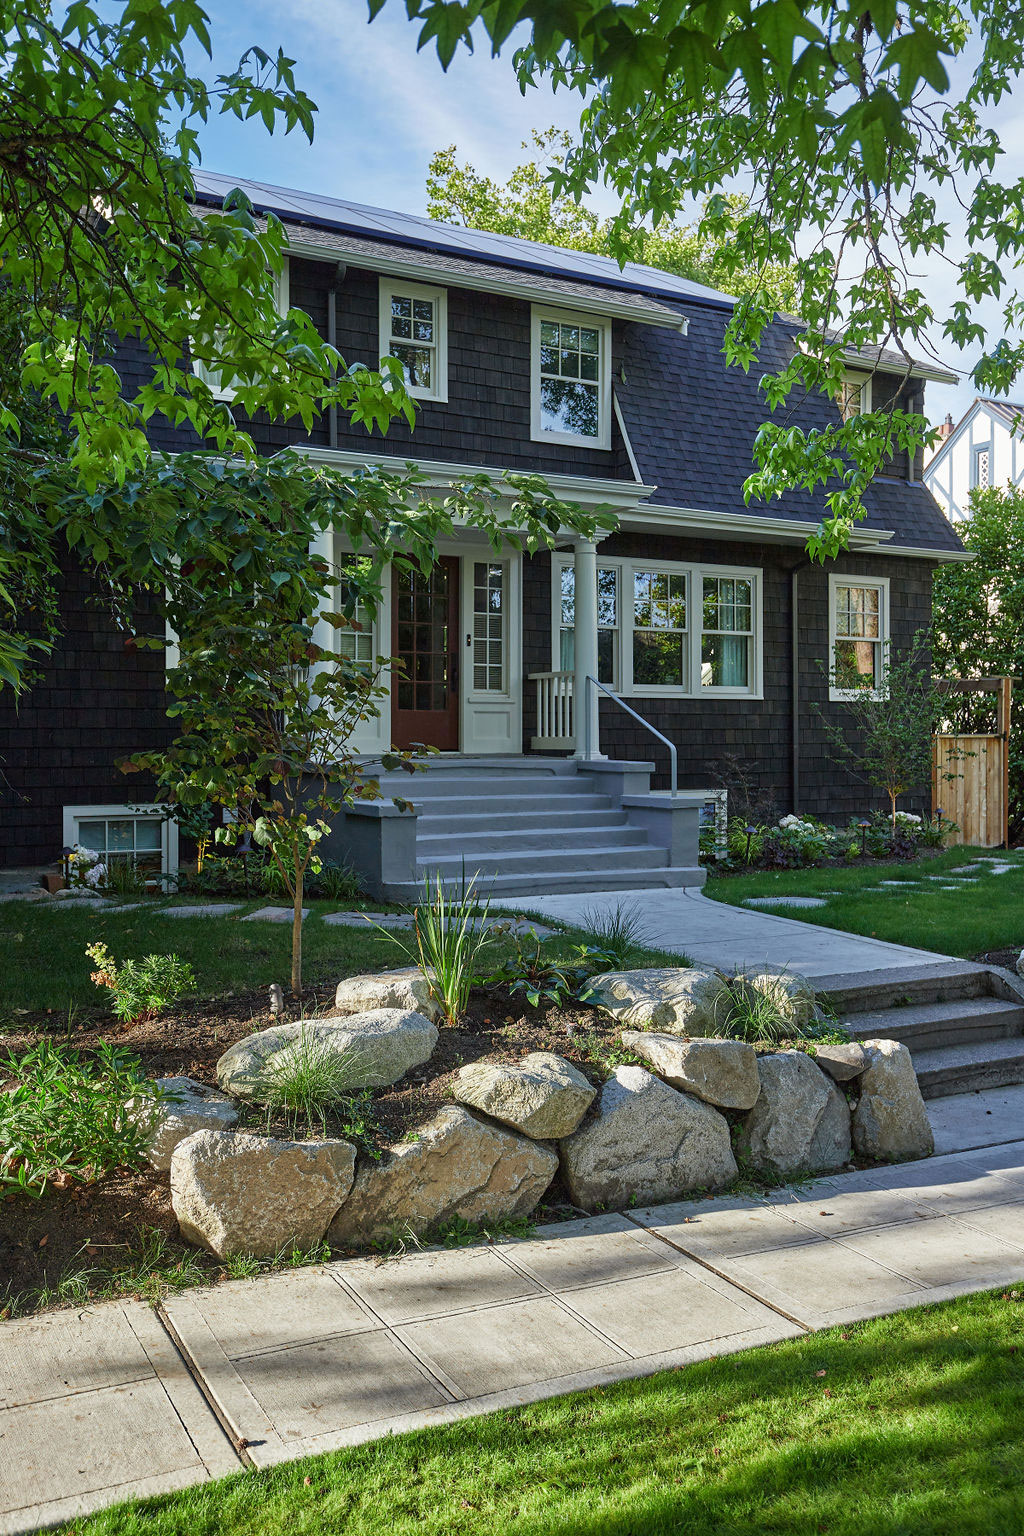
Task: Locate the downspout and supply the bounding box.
[326,261,347,450]
[790,556,811,813]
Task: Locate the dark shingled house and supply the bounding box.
[0,173,966,897]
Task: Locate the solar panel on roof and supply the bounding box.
[191,169,734,310]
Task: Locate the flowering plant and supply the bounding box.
[64,844,107,889]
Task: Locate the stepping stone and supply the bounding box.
[50,895,112,909]
[742,896,826,909]
[322,911,414,929]
[879,880,920,888]
[160,903,244,918]
[241,905,309,923]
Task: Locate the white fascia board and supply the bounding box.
[284,238,687,333]
[618,501,894,547]
[289,444,657,513]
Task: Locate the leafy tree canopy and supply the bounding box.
[378,0,1022,552]
[932,484,1024,837]
[427,129,798,312]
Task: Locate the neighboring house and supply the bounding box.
[924,397,1024,522]
[0,173,967,895]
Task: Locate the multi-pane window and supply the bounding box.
[337,555,375,668]
[192,263,290,400]
[558,564,618,684]
[973,445,991,489]
[532,309,610,447]
[632,570,688,688]
[830,579,887,695]
[76,815,164,873]
[473,562,506,691]
[552,559,760,696]
[701,576,753,688]
[838,371,871,421]
[379,281,447,401]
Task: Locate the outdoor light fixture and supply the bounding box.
[858,819,871,855]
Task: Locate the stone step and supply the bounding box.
[816,961,995,1014]
[417,807,630,836]
[419,843,669,880]
[376,773,599,801]
[413,792,616,819]
[912,1036,1024,1099]
[416,824,645,857]
[844,996,1024,1053]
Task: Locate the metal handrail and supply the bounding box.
[585,675,678,798]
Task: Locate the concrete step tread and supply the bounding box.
[846,997,1024,1034]
[816,961,994,1012]
[914,1036,1024,1070]
[416,809,629,830]
[385,866,704,899]
[418,846,669,877]
[416,827,645,854]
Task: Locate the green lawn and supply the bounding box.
[59,1287,1024,1536]
[0,898,684,1016]
[707,846,1024,957]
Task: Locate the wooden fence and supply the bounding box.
[932,676,1012,847]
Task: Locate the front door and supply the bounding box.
[391,557,460,750]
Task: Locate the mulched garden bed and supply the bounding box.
[1,978,626,1306]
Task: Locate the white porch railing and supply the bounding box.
[530,671,575,749]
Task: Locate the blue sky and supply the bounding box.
[195,0,1022,429]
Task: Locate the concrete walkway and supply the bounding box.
[508,886,956,977]
[4,1133,1024,1534]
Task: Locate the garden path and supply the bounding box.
[4,1133,1024,1535]
[503,887,955,978]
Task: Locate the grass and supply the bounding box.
[55,1286,1024,1536]
[0,897,689,1017]
[707,845,1024,957]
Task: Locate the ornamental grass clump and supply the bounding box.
[382,871,495,1025]
[253,1027,371,1139]
[0,1039,162,1196]
[86,941,195,1026]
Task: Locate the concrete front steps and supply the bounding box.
[374,757,704,899]
[816,961,1024,1099]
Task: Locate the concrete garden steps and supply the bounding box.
[373,758,704,898]
[816,962,1024,1099]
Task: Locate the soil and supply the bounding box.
[973,947,1022,972]
[0,978,625,1306]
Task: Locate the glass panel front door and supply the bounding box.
[391,557,459,749]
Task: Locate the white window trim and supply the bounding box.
[62,804,179,875]
[192,261,291,402]
[828,573,890,701]
[971,441,992,489]
[840,369,872,420]
[531,306,612,450]
[378,277,448,403]
[551,556,764,699]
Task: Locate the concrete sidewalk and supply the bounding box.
[4,1134,1024,1535]
[507,886,956,977]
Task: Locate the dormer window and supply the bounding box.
[531,307,611,449]
[839,370,872,421]
[379,279,448,402]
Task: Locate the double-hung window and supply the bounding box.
[829,575,889,698]
[531,308,611,448]
[701,575,754,689]
[551,557,762,697]
[558,563,619,684]
[838,370,872,421]
[379,280,448,402]
[192,262,290,401]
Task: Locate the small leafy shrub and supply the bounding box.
[383,872,495,1024]
[253,1027,368,1137]
[306,858,364,903]
[726,820,765,865]
[103,858,149,898]
[85,941,195,1025]
[0,1040,162,1196]
[485,928,616,1009]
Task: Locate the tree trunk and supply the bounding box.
[291,860,303,997]
[890,789,898,831]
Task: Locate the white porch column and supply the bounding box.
[572,536,604,760]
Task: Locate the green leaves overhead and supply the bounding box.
[377,0,1024,551]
